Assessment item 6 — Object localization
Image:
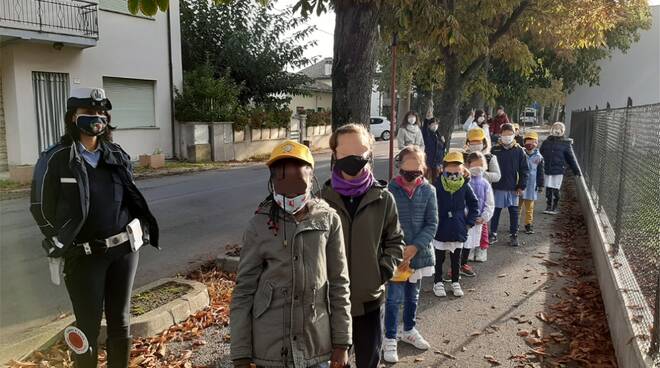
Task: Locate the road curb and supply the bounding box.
[99,278,210,340]
[215,254,239,273]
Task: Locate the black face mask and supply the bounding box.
[76,114,107,136]
[400,170,423,182]
[335,155,369,176]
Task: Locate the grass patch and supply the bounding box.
[0,179,30,191]
[130,281,192,317]
[133,161,227,176]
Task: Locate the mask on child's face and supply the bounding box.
[273,192,309,214]
[429,123,439,132]
[468,143,484,152]
[477,116,485,123]
[469,167,484,177]
[400,170,423,182]
[500,135,514,145]
[335,155,369,176]
[443,171,462,181]
[525,143,536,151]
[408,117,417,125]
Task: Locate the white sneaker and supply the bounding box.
[382,338,399,363]
[401,328,431,350]
[468,248,475,261]
[475,248,488,262]
[433,282,446,297]
[451,282,464,297]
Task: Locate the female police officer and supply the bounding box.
[30,87,159,368]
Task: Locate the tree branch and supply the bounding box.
[459,0,532,84]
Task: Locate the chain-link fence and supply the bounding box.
[570,103,660,356]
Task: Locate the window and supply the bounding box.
[103,77,156,129]
[33,72,69,152]
[370,118,383,125]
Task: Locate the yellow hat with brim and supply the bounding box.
[266,140,315,168]
[524,131,539,140]
[443,151,464,164]
[467,128,486,141]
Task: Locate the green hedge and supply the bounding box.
[306,111,332,127]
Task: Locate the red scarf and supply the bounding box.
[395,176,424,199]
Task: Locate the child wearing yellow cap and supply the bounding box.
[432,151,479,298]
[520,132,544,234]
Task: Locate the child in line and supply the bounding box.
[539,122,582,214]
[460,151,495,277]
[520,131,544,234]
[321,124,405,368]
[432,151,479,298]
[463,128,501,262]
[231,141,351,368]
[513,123,524,146]
[490,124,530,247]
[383,146,438,363]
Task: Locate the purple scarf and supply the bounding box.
[331,169,375,197]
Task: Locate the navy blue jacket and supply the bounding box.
[539,136,582,176]
[433,179,479,243]
[388,179,438,269]
[421,120,445,168]
[491,143,530,191]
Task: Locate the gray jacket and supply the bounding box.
[397,124,425,150]
[230,198,352,367]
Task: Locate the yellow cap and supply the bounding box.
[266,140,315,168]
[443,151,464,164]
[467,128,486,141]
[524,131,539,140]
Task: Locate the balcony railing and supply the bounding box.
[0,0,98,40]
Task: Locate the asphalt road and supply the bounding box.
[0,140,400,338]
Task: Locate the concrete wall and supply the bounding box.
[233,127,331,161]
[565,5,660,130]
[288,92,332,112]
[0,1,182,166]
[574,176,657,367]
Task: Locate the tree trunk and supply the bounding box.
[331,0,380,131]
[437,52,463,150]
[538,104,545,125]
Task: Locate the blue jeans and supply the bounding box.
[490,206,520,235]
[384,281,421,339]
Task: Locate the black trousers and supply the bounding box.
[434,249,461,283]
[64,242,139,368]
[352,305,383,368]
[546,187,560,207]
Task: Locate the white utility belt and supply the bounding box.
[76,218,144,255]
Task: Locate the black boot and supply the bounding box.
[552,196,560,215]
[525,224,534,234]
[510,233,519,247]
[106,337,132,368]
[72,346,98,368]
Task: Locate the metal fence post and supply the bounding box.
[595,112,607,213]
[612,106,631,254]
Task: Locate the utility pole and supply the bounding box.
[388,32,398,180]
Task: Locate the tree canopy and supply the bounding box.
[180,0,316,108]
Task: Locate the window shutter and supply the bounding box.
[103,77,155,129]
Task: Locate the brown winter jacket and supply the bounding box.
[230,198,352,368]
[321,180,405,316]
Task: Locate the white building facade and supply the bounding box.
[0,0,183,176]
[565,5,660,129]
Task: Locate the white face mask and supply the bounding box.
[477,116,485,123]
[429,123,438,132]
[273,192,309,214]
[551,128,564,136]
[468,143,484,152]
[500,135,514,145]
[469,167,484,177]
[408,117,416,124]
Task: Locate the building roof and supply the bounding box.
[298,57,333,80]
[301,80,332,93]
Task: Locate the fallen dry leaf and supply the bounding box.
[517,330,530,337]
[484,355,502,366]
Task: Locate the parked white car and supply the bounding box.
[370,116,392,140]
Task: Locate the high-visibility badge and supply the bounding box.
[64,326,89,354]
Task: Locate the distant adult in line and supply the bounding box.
[398,111,425,151]
[30,87,159,368]
[421,115,446,181]
[488,106,511,144]
[463,109,492,148]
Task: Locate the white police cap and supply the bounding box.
[67,87,112,110]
